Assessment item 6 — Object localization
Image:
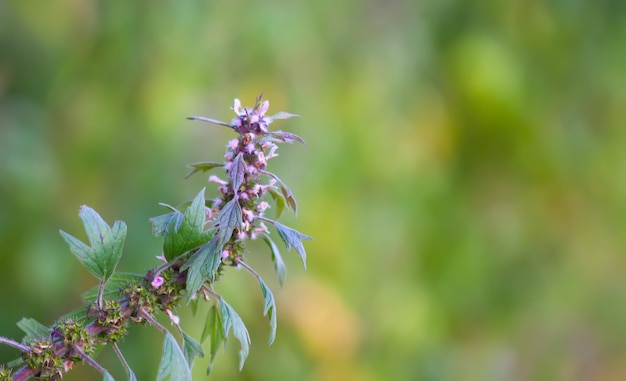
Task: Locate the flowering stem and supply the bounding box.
[73,346,108,376]
[0,336,30,353]
[139,309,168,334]
[0,95,310,380]
[112,342,133,379]
[236,259,262,280]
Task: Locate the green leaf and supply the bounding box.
[202,305,225,375]
[262,235,287,285]
[220,298,251,370]
[60,206,126,282]
[267,130,306,145]
[150,211,182,237]
[103,371,115,381]
[257,276,277,344]
[163,188,216,260]
[183,238,222,301]
[229,153,246,194]
[16,318,50,340]
[59,305,91,324]
[81,272,144,302]
[273,222,312,270]
[184,161,225,179]
[189,298,200,317]
[214,198,242,247]
[181,329,204,368]
[157,331,192,381]
[124,362,137,381]
[268,188,286,219]
[261,171,298,215]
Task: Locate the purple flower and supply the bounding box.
[151,276,164,289]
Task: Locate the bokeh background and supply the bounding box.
[2,1,626,380]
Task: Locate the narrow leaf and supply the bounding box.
[261,171,297,215]
[183,238,222,301]
[258,276,277,344]
[268,130,306,145]
[60,231,99,277]
[229,153,246,194]
[16,318,51,340]
[262,235,287,285]
[150,211,182,237]
[59,305,91,324]
[157,331,192,381]
[273,222,312,270]
[103,371,115,381]
[181,329,204,368]
[60,206,126,282]
[185,161,225,179]
[220,299,251,371]
[163,188,216,260]
[215,198,242,247]
[202,305,225,375]
[80,206,127,282]
[267,188,286,219]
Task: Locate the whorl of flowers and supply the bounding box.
[0,94,310,381]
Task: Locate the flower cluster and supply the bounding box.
[0,95,310,381]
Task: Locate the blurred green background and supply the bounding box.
[2,1,626,380]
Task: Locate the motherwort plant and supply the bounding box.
[0,94,311,381]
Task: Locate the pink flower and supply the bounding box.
[264,143,279,159]
[221,250,230,259]
[166,309,180,325]
[228,139,239,150]
[156,253,167,263]
[258,201,270,212]
[259,100,270,116]
[209,175,228,186]
[151,276,164,289]
[257,151,267,165]
[242,208,255,222]
[232,99,245,116]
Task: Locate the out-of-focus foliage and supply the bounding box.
[1,1,626,380]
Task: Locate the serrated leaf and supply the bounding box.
[103,371,115,381]
[257,276,277,344]
[157,331,192,381]
[150,211,182,237]
[214,198,242,247]
[202,305,225,375]
[267,188,286,219]
[262,235,287,286]
[58,305,91,324]
[273,222,312,270]
[261,171,297,216]
[81,273,144,302]
[163,188,216,260]
[268,130,306,145]
[60,206,126,282]
[189,298,200,317]
[229,153,246,194]
[181,329,204,368]
[185,161,225,179]
[220,299,251,371]
[183,237,222,301]
[17,318,50,340]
